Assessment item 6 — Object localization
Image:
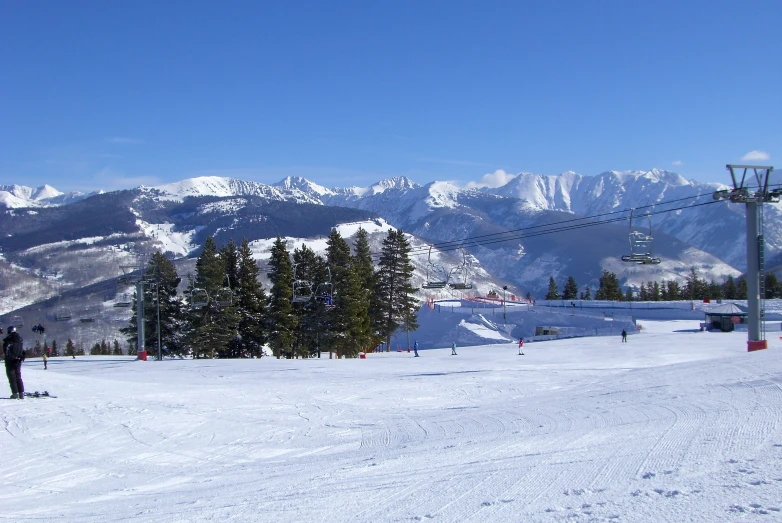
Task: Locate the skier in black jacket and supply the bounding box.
[3,326,25,399]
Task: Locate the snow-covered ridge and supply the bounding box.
[148,176,294,202]
[0,184,64,208]
[0,184,95,209]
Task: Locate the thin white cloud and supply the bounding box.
[741,150,770,161]
[672,160,682,166]
[463,169,517,189]
[105,137,145,144]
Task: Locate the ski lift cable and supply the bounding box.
[402,194,718,258]
[397,199,722,259]
[252,195,723,276]
[399,192,716,257]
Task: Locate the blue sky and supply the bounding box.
[1,0,779,192]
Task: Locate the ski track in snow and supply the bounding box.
[1,322,782,522]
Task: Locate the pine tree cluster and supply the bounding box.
[543,268,782,303]
[120,227,419,359]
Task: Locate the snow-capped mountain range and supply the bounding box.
[2,169,780,315]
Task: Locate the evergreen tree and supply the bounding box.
[334,262,372,357]
[375,229,419,352]
[562,276,578,300]
[100,339,109,355]
[234,238,269,358]
[707,279,722,300]
[545,277,560,300]
[639,283,648,301]
[267,237,297,358]
[353,227,381,348]
[660,280,669,301]
[736,276,748,299]
[66,339,75,357]
[765,273,780,298]
[184,237,236,358]
[684,267,703,300]
[326,229,352,284]
[352,228,374,290]
[220,239,240,293]
[624,287,634,301]
[580,285,591,300]
[213,240,243,358]
[151,251,185,356]
[113,339,122,356]
[90,342,101,356]
[51,339,58,357]
[723,275,737,299]
[324,230,357,357]
[292,244,328,358]
[120,251,184,357]
[595,271,622,300]
[666,280,681,300]
[650,281,661,301]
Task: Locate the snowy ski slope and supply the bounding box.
[0,320,781,522]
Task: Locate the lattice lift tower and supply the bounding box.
[713,164,779,351]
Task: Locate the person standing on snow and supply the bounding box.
[413,341,419,357]
[451,342,457,355]
[3,326,25,399]
[518,337,525,355]
[621,329,627,343]
[42,351,48,370]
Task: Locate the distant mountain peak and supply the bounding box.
[373,176,418,192]
[273,176,333,196]
[32,184,63,200]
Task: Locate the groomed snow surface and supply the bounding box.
[2,321,782,522]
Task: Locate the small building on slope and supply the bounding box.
[703,303,748,332]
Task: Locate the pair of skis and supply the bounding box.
[23,391,57,398]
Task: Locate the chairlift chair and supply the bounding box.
[316,273,336,308]
[213,275,233,307]
[448,248,474,290]
[621,209,662,265]
[292,280,314,303]
[291,264,314,303]
[54,308,72,321]
[190,288,209,308]
[214,288,233,307]
[421,246,449,290]
[114,293,132,308]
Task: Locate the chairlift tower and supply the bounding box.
[119,263,151,360]
[713,164,779,351]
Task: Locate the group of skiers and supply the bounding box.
[409,337,526,357]
[410,331,632,357]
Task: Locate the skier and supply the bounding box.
[413,341,419,357]
[42,350,48,370]
[451,342,457,355]
[2,326,25,399]
[518,337,525,355]
[621,329,627,343]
